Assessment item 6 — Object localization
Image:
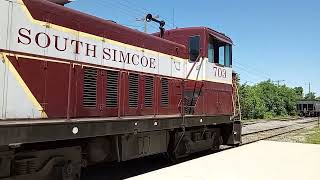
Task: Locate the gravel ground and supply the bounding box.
[268,125,319,143]
[242,118,318,144]
[242,117,316,135]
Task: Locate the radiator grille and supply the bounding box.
[106,70,119,108]
[161,78,169,107]
[144,76,154,108]
[129,73,139,108]
[83,67,97,108]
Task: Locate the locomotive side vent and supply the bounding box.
[129,73,139,108]
[106,70,119,108]
[161,78,169,107]
[144,76,154,108]
[83,67,97,108]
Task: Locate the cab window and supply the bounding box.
[208,36,232,67]
[189,36,200,62]
[225,45,232,67]
[208,38,214,63]
[219,46,225,65]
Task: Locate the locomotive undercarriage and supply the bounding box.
[0,116,241,180]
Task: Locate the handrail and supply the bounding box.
[185,55,202,79]
[236,82,242,121]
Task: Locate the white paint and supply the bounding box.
[0,56,6,119]
[0,0,9,50]
[0,0,233,120]
[127,141,320,180]
[0,58,42,119]
[2,1,232,84]
[186,58,232,84]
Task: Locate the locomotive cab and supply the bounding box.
[157,27,234,85]
[157,28,241,147]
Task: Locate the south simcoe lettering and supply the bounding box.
[17,27,157,69]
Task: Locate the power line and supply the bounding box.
[233,60,271,79]
[87,0,160,32]
[117,0,175,29]
[233,64,269,81]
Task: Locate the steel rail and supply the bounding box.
[242,119,318,145]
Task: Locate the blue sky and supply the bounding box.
[67,0,320,96]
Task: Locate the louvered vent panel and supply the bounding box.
[83,67,97,108]
[129,73,139,108]
[106,71,119,108]
[144,76,154,108]
[161,78,169,107]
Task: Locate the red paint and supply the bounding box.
[8,55,233,118]
[7,0,235,119]
[22,0,188,59]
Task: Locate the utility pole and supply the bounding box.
[309,82,311,94]
[136,14,159,33]
[272,80,285,86]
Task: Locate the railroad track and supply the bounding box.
[242,118,319,144]
[242,117,304,126]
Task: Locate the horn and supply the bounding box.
[146,14,153,22]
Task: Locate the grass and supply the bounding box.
[242,115,299,122]
[305,127,320,144]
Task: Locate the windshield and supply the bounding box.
[208,36,232,67]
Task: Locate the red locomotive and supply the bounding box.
[0,0,241,179]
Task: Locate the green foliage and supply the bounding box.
[304,92,316,100]
[294,87,304,99]
[239,79,301,119]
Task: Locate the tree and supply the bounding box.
[294,87,304,99]
[304,92,316,100]
[238,79,300,119]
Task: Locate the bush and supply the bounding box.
[238,79,301,120]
